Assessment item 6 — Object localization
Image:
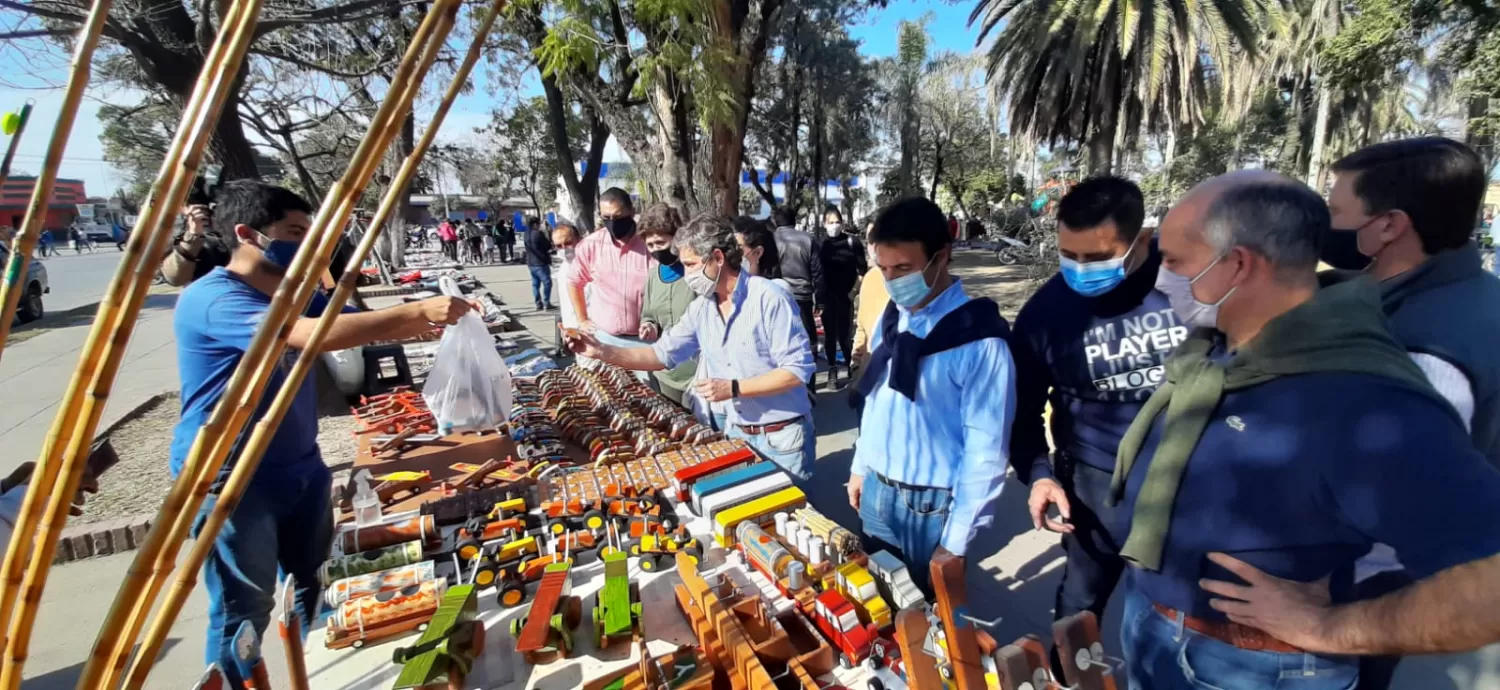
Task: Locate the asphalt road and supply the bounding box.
[28,245,130,314]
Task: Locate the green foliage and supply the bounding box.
[98,100,179,203]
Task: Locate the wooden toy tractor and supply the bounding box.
[591,551,642,649]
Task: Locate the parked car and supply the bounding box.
[0,241,48,323]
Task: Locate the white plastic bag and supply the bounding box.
[423,277,512,434]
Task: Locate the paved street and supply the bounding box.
[27,247,133,313]
[12,254,1499,689]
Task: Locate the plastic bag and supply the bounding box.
[423,277,512,434]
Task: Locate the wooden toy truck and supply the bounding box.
[626,524,704,572]
[508,562,582,664]
[391,584,486,690]
[591,552,642,649]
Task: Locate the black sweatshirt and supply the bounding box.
[1010,246,1187,484]
[817,232,867,303]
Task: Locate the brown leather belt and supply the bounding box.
[737,416,803,435]
[1153,603,1303,654]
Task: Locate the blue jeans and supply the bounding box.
[195,468,333,686]
[1121,579,1358,690]
[713,413,815,482]
[857,472,950,593]
[528,264,553,307]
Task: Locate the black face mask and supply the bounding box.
[1321,227,1372,271]
[651,248,678,265]
[604,217,636,240]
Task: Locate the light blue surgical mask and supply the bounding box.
[885,254,937,308]
[1058,239,1138,297]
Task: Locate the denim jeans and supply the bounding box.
[713,413,815,482]
[857,472,951,593]
[194,468,333,686]
[1055,459,1127,622]
[1121,578,1358,690]
[528,264,553,307]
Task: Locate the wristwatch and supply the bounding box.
[730,380,741,399]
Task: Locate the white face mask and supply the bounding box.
[824,224,841,237]
[1155,255,1236,330]
[562,247,576,261]
[685,261,719,296]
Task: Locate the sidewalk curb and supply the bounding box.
[53,392,172,565]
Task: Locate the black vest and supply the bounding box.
[850,297,1011,414]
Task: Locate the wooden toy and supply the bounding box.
[491,551,574,608]
[672,553,822,690]
[581,641,714,690]
[419,479,535,526]
[737,521,818,609]
[591,551,642,649]
[338,471,432,512]
[338,514,440,553]
[509,561,582,663]
[391,584,486,690]
[701,470,795,524]
[867,551,926,611]
[626,524,704,572]
[931,553,988,689]
[279,577,311,690]
[672,446,758,502]
[319,540,426,586]
[893,609,945,690]
[995,635,1056,690]
[809,589,880,668]
[793,506,864,564]
[326,579,447,650]
[1052,611,1115,690]
[688,461,778,515]
[833,562,892,630]
[713,485,807,546]
[324,561,438,608]
[231,620,272,690]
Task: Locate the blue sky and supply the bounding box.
[0,0,981,197]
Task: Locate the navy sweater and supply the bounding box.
[1011,247,1185,484]
[1122,372,1500,619]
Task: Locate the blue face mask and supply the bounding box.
[885,254,937,308]
[256,232,302,271]
[1058,239,1138,297]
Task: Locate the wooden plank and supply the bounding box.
[932,552,988,690]
[516,568,570,651]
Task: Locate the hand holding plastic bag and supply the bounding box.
[423,277,512,434]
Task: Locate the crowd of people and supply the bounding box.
[5,135,1499,688]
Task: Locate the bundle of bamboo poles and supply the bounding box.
[0,0,268,685]
[0,0,111,357]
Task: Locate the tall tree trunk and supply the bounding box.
[1087,131,1114,176]
[1466,97,1495,175]
[652,77,695,213]
[541,74,608,227]
[211,92,260,180]
[1306,83,1332,188]
[928,142,943,199]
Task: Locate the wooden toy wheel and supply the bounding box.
[595,543,621,560]
[583,509,607,532]
[499,583,527,608]
[639,555,658,572]
[659,513,680,532]
[625,538,642,556]
[474,564,498,588]
[456,537,482,562]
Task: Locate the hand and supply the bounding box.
[1201,552,1336,652]
[639,322,660,342]
[847,474,862,511]
[416,296,475,326]
[1,462,35,494]
[579,319,598,334]
[564,328,605,359]
[694,378,733,403]
[71,472,99,517]
[1028,478,1073,533]
[181,205,211,239]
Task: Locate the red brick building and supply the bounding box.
[1,177,87,236]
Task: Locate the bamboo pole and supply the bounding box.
[0,2,266,686]
[0,0,111,357]
[0,102,35,190]
[105,6,462,687]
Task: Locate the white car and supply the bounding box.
[866,550,925,611]
[0,241,49,323]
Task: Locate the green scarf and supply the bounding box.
[1107,277,1458,571]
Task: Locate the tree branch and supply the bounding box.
[0,28,75,39]
[250,47,390,79]
[252,0,418,36]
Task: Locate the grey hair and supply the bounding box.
[1202,181,1329,275]
[674,213,743,271]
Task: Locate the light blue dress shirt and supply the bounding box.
[851,278,1016,555]
[653,273,815,425]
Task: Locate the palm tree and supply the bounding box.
[971,0,1278,174]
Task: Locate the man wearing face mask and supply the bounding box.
[1010,176,1185,678]
[847,197,1015,592]
[569,188,651,370]
[169,180,476,683]
[524,213,556,311]
[564,213,817,480]
[1111,172,1500,690]
[1319,138,1500,690]
[816,207,867,391]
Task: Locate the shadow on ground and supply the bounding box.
[10,291,181,344]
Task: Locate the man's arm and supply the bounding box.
[743,292,816,394]
[160,248,199,287]
[286,297,472,353]
[568,242,593,325]
[939,338,1017,556]
[1008,301,1056,486]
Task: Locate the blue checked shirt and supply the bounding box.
[652,274,815,425]
[851,279,1016,555]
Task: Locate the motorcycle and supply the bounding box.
[994,234,1035,266]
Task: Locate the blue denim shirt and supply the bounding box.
[851,279,1016,555]
[653,273,815,425]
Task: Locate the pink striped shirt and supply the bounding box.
[569,228,649,336]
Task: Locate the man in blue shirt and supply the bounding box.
[1012,177,1183,679]
[1114,172,1500,690]
[846,197,1015,590]
[564,213,817,480]
[171,180,476,684]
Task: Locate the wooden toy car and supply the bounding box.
[687,461,777,515]
[591,552,642,649]
[712,485,807,547]
[1052,611,1115,690]
[700,469,794,525]
[626,524,703,572]
[391,584,485,689]
[491,553,574,608]
[508,562,582,664]
[809,590,880,669]
[833,562,892,630]
[867,550,926,611]
[325,579,446,650]
[671,446,758,502]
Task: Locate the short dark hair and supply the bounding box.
[676,213,743,271]
[772,206,797,228]
[214,179,312,248]
[638,204,683,238]
[870,197,949,260]
[1331,137,1485,254]
[600,187,634,212]
[822,206,843,222]
[1204,180,1328,276]
[733,216,781,278]
[1056,176,1145,242]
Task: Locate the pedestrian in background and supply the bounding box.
[637,205,697,405]
[437,220,457,261]
[773,206,823,372]
[817,207,867,390]
[524,216,556,311]
[852,221,889,371]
